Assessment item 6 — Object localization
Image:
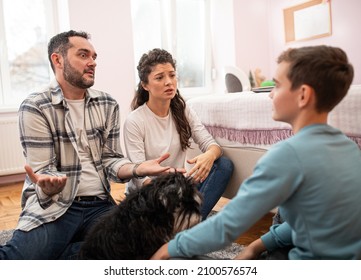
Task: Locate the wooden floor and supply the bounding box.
[0,181,273,246]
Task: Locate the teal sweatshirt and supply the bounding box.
[168,124,361,259]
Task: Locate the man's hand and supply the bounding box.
[118,153,186,180]
[24,165,67,196]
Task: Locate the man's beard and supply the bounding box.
[63,58,94,89]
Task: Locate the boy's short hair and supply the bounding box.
[278,45,354,112]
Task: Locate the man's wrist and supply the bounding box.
[132,163,145,179]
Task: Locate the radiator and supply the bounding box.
[0,117,25,176]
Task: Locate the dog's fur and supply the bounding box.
[79,172,203,259]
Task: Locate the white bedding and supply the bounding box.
[187,85,361,149]
[328,85,361,147]
[187,91,292,147]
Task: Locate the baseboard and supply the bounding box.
[0,173,25,186]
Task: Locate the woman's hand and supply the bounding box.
[187,153,214,183]
[187,146,220,183]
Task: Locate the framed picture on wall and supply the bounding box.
[283,0,332,43]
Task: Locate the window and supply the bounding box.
[0,0,67,110]
[131,0,212,97]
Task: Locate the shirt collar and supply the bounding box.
[49,79,101,105]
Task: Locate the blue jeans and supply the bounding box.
[198,156,234,220]
[0,199,114,260]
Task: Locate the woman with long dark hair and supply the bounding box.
[124,48,233,220]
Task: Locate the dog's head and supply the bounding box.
[79,172,202,259]
[150,172,203,233]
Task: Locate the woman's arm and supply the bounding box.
[122,112,152,187]
[186,107,222,182]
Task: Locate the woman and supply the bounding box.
[123,48,233,220]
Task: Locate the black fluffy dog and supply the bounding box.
[79,172,203,259]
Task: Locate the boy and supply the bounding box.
[151,45,361,260]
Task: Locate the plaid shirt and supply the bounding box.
[17,80,131,231]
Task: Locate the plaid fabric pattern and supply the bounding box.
[17,80,131,231]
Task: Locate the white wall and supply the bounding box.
[210,0,236,93]
[69,0,240,98]
[232,0,361,85]
[65,0,361,95]
[67,0,135,129]
[2,1,361,123]
[234,0,270,82]
[267,0,361,84]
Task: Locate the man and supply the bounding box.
[0,30,172,259]
[151,45,361,260]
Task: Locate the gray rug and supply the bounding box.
[206,243,244,259]
[0,228,243,259]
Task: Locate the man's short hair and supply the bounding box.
[47,30,90,72]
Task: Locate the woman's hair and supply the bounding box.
[278,45,354,112]
[132,48,192,151]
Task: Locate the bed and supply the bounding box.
[185,85,361,199]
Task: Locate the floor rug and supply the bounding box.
[0,229,14,246]
[0,210,244,259]
[0,228,243,259]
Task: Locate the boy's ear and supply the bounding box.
[298,84,315,109]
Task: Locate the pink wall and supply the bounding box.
[234,0,361,84]
[67,0,135,120]
[67,0,135,152]
[234,0,271,81]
